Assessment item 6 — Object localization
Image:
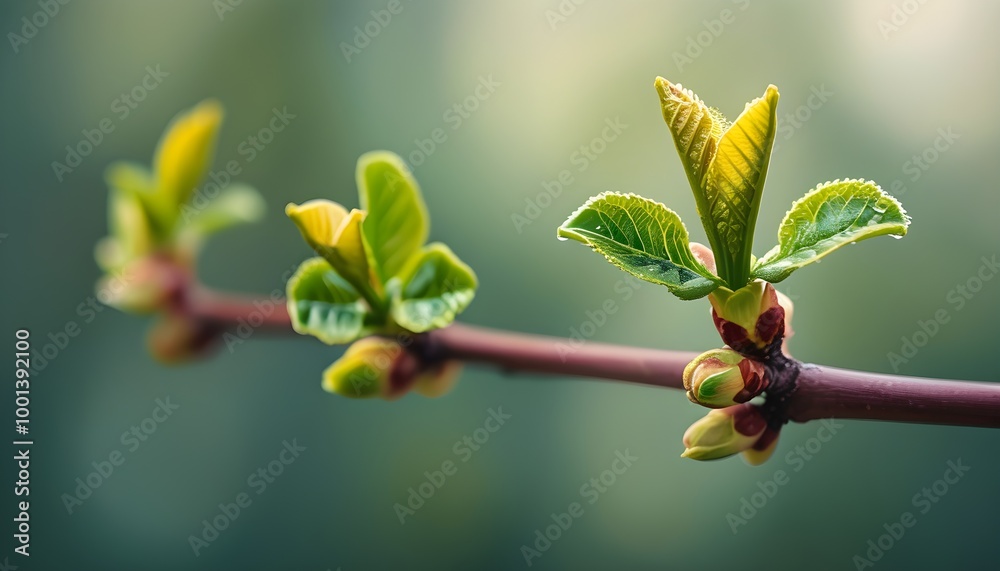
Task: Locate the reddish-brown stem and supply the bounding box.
[786,365,1000,427]
[185,286,294,330]
[418,323,694,389]
[173,278,1000,429]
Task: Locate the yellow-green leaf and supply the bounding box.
[322,338,401,398]
[656,78,779,288]
[95,186,155,272]
[704,85,779,287]
[286,200,374,298]
[655,78,728,189]
[286,199,350,250]
[357,151,429,283]
[390,243,477,333]
[286,257,371,345]
[153,99,223,212]
[329,208,372,288]
[104,161,171,239]
[752,179,910,283]
[558,192,721,300]
[179,183,266,237]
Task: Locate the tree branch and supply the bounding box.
[171,276,1000,429]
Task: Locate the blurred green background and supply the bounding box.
[2,1,999,569]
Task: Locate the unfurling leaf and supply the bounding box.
[654,78,728,193]
[752,179,910,283]
[286,257,371,345]
[95,186,155,272]
[179,184,266,237]
[153,99,223,213]
[285,200,373,296]
[103,162,167,239]
[357,151,429,283]
[390,243,478,332]
[558,192,721,300]
[655,78,779,288]
[704,85,779,287]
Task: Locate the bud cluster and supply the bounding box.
[708,280,788,358]
[679,246,798,465]
[322,338,460,400]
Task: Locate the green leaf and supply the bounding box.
[286,257,372,344]
[655,79,728,264]
[106,161,156,196]
[179,184,266,237]
[390,243,477,333]
[357,151,429,284]
[752,179,910,283]
[104,161,171,241]
[703,85,779,288]
[655,78,728,191]
[95,185,155,272]
[322,338,401,398]
[655,78,779,288]
[153,99,224,214]
[557,192,722,300]
[285,200,381,313]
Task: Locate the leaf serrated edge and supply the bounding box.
[753,178,911,277]
[557,191,719,284]
[782,177,911,231]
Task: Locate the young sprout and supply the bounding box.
[560,78,910,463]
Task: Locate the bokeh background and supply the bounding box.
[3,1,1000,569]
